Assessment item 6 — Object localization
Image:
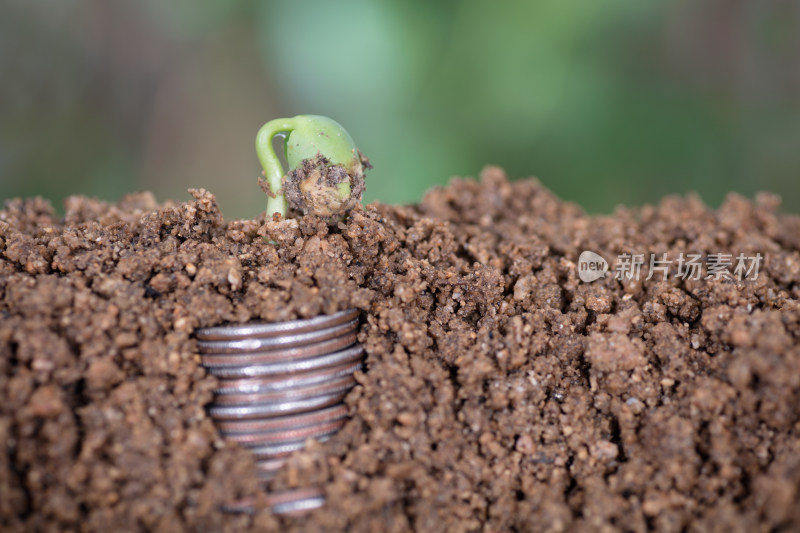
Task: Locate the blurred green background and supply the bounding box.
[1,0,798,218]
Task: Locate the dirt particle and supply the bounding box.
[515,434,535,454]
[27,385,64,417]
[86,358,123,391]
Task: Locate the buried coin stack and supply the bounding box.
[195,309,363,515]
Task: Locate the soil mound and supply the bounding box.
[1,168,798,531]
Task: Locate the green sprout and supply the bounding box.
[255,115,370,220]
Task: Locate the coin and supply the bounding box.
[196,308,359,341]
[249,437,334,460]
[214,404,348,435]
[208,390,348,420]
[255,458,288,482]
[225,417,347,448]
[196,318,358,353]
[220,487,325,515]
[206,344,364,379]
[212,374,356,406]
[214,360,363,395]
[200,332,357,368]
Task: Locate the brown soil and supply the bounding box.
[1,167,799,532]
[283,154,367,219]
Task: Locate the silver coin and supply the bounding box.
[255,457,287,482]
[214,362,362,395]
[208,390,347,420]
[271,495,325,515]
[196,309,359,341]
[206,344,364,379]
[197,318,359,354]
[215,404,348,434]
[227,417,347,448]
[249,435,333,460]
[212,374,356,406]
[200,332,357,368]
[220,487,325,515]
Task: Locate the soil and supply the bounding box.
[1,167,799,532]
[282,154,368,219]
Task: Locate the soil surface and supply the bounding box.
[1,167,799,532]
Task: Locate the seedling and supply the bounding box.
[255,115,370,220]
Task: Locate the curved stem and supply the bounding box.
[255,118,296,218]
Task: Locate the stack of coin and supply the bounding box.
[195,309,363,514]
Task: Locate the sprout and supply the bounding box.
[255,115,369,220]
